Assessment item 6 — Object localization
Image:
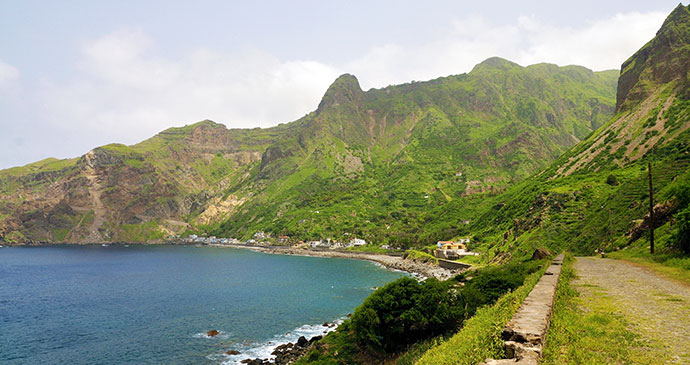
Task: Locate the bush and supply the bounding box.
[675,206,690,254]
[351,277,462,353]
[606,174,619,185]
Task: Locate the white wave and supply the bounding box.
[193,330,233,340]
[218,319,343,365]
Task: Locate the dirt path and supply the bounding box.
[574,257,690,363]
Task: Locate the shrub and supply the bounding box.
[675,206,690,254]
[606,174,619,185]
[351,277,462,353]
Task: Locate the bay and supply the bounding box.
[0,245,405,364]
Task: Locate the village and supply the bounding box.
[171,231,479,261]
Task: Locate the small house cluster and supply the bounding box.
[182,234,242,245]
[305,238,368,250]
[434,238,478,260]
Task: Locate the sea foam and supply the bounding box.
[217,319,343,365]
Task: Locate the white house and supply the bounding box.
[350,238,366,246]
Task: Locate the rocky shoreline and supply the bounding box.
[239,334,323,365]
[215,244,461,281]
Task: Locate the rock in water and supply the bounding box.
[206,329,220,337]
[296,336,308,347]
[226,350,241,355]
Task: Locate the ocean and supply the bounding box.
[0,245,405,364]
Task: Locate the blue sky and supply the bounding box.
[0,0,683,168]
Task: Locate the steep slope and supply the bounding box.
[213,61,617,243]
[552,3,690,177]
[0,121,283,243]
[464,5,690,260]
[0,59,618,244]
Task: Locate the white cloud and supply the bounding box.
[21,10,666,168]
[38,28,342,147]
[516,12,667,70]
[348,11,666,90]
[0,59,19,86]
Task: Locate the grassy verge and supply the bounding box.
[415,265,546,365]
[607,244,690,286]
[345,245,394,254]
[404,250,438,264]
[541,254,667,364]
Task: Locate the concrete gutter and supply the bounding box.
[482,254,565,365]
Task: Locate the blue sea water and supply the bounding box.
[0,245,405,364]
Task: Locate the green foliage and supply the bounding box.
[300,259,547,363]
[675,206,690,254]
[118,221,166,242]
[351,277,462,353]
[404,250,438,264]
[416,265,546,364]
[606,174,619,185]
[458,260,544,316]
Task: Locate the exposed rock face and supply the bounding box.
[617,4,690,112]
[206,329,220,337]
[317,74,364,111]
[627,201,676,242]
[0,57,619,244]
[0,120,275,244]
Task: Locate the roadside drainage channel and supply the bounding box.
[482,253,565,365]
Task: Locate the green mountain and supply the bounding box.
[463,4,690,260]
[0,59,618,244]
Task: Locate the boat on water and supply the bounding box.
[101,244,108,247]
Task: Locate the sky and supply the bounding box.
[0,0,683,168]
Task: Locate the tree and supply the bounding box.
[351,277,462,353]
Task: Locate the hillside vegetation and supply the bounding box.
[0,59,618,245]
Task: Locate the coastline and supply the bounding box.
[1,242,463,280]
[212,244,460,281]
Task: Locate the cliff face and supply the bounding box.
[617,4,690,112]
[552,4,690,178]
[0,58,619,244]
[0,121,275,243]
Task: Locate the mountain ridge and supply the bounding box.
[0,58,618,244]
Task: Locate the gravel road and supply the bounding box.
[574,257,690,363]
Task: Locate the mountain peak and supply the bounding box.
[471,57,521,73]
[617,3,690,111]
[664,3,690,26]
[317,74,364,111]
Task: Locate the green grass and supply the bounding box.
[541,254,667,364]
[53,228,70,242]
[344,245,392,254]
[404,250,438,264]
[608,246,690,286]
[415,266,546,365]
[118,221,166,242]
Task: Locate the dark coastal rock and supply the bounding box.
[322,321,329,327]
[240,358,268,365]
[270,335,324,364]
[226,350,241,355]
[206,329,220,337]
